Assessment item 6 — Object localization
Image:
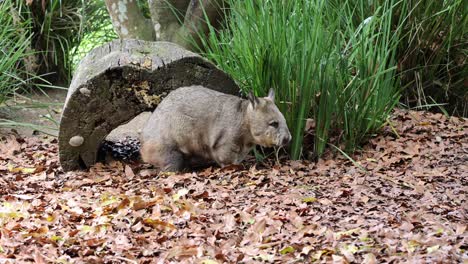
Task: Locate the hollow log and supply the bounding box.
[59,39,239,171]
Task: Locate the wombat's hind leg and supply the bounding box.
[160,150,186,172]
[141,141,186,172]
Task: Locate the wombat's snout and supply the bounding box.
[280,132,292,146]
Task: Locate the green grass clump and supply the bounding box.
[397,0,467,116]
[198,0,403,159]
[12,0,116,84]
[0,0,32,105]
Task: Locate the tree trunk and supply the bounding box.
[175,0,225,48]
[105,0,226,50]
[23,0,69,85]
[148,0,190,42]
[104,0,155,41]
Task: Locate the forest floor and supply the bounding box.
[0,109,466,263]
[0,89,65,137]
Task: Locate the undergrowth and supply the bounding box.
[198,0,404,159]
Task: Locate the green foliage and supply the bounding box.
[13,0,116,84]
[1,0,116,130]
[337,0,404,151]
[397,0,467,116]
[0,0,32,105]
[70,20,117,70]
[198,0,403,159]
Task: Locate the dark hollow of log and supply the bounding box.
[59,39,239,171]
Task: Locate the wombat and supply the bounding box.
[140,85,291,172]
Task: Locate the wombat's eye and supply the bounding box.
[269,121,279,128]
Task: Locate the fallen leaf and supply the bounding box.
[86,238,106,247]
[167,245,198,259]
[252,218,266,234]
[11,194,36,200]
[173,188,189,201]
[279,246,295,254]
[222,213,236,233]
[302,197,317,203]
[455,224,466,235]
[8,165,36,174]
[362,253,377,264]
[426,245,440,254]
[124,165,135,178]
[0,136,21,157]
[332,254,347,264]
[142,218,176,230]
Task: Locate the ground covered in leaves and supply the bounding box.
[0,109,466,263]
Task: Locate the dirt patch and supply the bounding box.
[0,89,66,137]
[0,109,466,263]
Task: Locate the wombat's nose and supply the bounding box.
[282,135,291,146]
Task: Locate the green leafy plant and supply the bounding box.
[198,0,404,159]
[336,0,404,150]
[13,0,117,84]
[397,0,467,116]
[1,0,117,131]
[0,0,32,105]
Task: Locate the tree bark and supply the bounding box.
[148,0,190,42]
[175,0,225,48]
[105,0,226,50]
[105,0,155,41]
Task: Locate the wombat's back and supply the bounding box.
[156,85,239,113]
[140,86,244,147]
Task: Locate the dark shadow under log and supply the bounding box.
[59,39,239,171]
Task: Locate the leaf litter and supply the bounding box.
[0,109,466,263]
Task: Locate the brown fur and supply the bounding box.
[140,85,291,172]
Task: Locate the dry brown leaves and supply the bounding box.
[0,109,466,263]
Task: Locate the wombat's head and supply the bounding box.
[246,89,292,147]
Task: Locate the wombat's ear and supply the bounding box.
[248,91,260,108]
[267,88,275,102]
